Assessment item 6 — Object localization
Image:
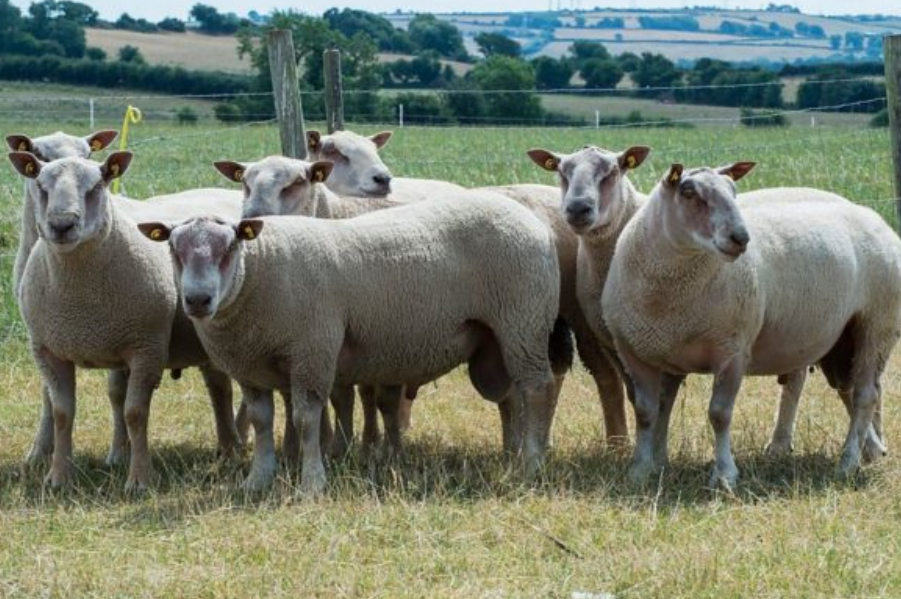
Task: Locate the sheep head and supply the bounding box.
[8,151,131,251]
[528,145,650,234]
[139,216,263,320]
[655,162,756,262]
[214,156,334,219]
[306,129,393,198]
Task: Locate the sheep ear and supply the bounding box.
[138,222,172,242]
[309,160,333,184]
[236,219,264,242]
[619,146,651,171]
[307,130,321,152]
[214,160,247,183]
[86,130,118,152]
[101,151,132,183]
[8,151,42,179]
[527,149,561,172]
[719,162,756,182]
[370,131,393,149]
[663,163,684,188]
[6,134,33,153]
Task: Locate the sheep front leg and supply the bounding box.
[708,358,745,490]
[35,350,76,489]
[292,387,328,496]
[520,376,558,476]
[765,369,807,457]
[653,373,685,469]
[359,385,381,449]
[122,357,164,492]
[622,351,662,486]
[199,366,242,456]
[242,386,277,491]
[330,384,356,459]
[105,368,129,466]
[25,385,54,464]
[375,385,405,458]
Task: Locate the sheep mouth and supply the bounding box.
[715,241,746,260]
[362,182,391,197]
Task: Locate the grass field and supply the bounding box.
[1,115,901,598]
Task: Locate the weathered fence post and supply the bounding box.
[885,34,901,231]
[323,45,344,133]
[268,28,306,159]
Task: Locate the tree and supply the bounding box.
[85,46,106,60]
[617,51,641,73]
[475,32,520,58]
[408,14,468,60]
[117,44,145,64]
[532,56,573,89]
[580,58,623,90]
[569,40,610,64]
[470,55,543,122]
[829,34,842,50]
[323,8,413,53]
[190,3,241,34]
[844,31,864,51]
[631,52,681,91]
[158,17,186,32]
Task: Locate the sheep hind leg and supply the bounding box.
[375,385,405,459]
[25,385,55,464]
[837,388,886,465]
[575,331,629,449]
[765,369,808,457]
[653,373,684,469]
[104,368,129,466]
[330,384,356,460]
[199,366,242,456]
[708,358,745,491]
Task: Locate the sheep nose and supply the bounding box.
[730,229,750,248]
[373,173,392,186]
[51,221,75,237]
[185,293,213,314]
[565,200,593,221]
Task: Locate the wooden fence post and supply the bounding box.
[323,45,344,133]
[885,34,901,231]
[268,28,307,159]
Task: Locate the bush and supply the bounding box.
[870,108,889,127]
[176,106,199,125]
[213,102,243,123]
[739,107,789,127]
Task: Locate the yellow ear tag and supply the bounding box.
[669,171,680,184]
[314,169,324,183]
[233,169,244,182]
[243,225,255,240]
[309,137,318,148]
[90,139,103,151]
[150,228,163,240]
[17,142,28,151]
[109,163,120,178]
[626,155,637,169]
[24,162,35,175]
[545,158,558,170]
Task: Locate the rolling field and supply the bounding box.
[1,115,901,598]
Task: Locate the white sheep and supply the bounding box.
[6,130,119,463]
[139,185,561,495]
[302,130,628,446]
[6,150,247,490]
[601,162,901,488]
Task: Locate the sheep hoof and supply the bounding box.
[764,440,793,458]
[708,465,739,491]
[627,461,656,486]
[242,464,276,492]
[43,466,73,490]
[862,435,887,465]
[836,452,862,480]
[105,444,128,467]
[299,470,327,497]
[124,474,152,494]
[25,442,53,465]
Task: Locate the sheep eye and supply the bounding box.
[681,187,697,199]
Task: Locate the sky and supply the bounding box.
[8,0,901,23]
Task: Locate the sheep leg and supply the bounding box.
[765,369,808,457]
[199,366,242,456]
[360,384,382,450]
[622,350,662,486]
[105,368,129,466]
[234,400,250,446]
[25,385,54,464]
[35,350,76,489]
[280,391,299,466]
[241,386,277,491]
[375,385,405,458]
[575,331,629,447]
[292,387,328,496]
[837,366,880,478]
[330,384,356,459]
[519,376,558,476]
[497,398,517,455]
[837,388,886,464]
[122,360,163,492]
[397,394,414,434]
[652,373,684,469]
[708,358,745,490]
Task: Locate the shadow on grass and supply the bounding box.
[0,434,882,516]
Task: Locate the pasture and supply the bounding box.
[1,114,901,598]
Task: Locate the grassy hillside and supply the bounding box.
[1,113,900,597]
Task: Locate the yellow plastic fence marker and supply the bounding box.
[112,105,142,194]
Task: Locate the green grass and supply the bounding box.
[2,113,901,598]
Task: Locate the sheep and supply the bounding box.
[139,185,562,495]
[303,130,628,446]
[525,144,832,457]
[6,150,245,490]
[7,133,246,468]
[600,161,901,488]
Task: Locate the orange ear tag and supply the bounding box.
[150,228,163,240]
[545,158,558,170]
[233,169,244,182]
[243,225,255,240]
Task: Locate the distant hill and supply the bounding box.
[387,8,901,65]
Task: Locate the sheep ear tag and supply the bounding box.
[233,169,244,182]
[24,161,36,176]
[90,139,103,151]
[243,225,256,240]
[17,141,29,151]
[626,155,637,169]
[544,157,558,171]
[149,228,165,240]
